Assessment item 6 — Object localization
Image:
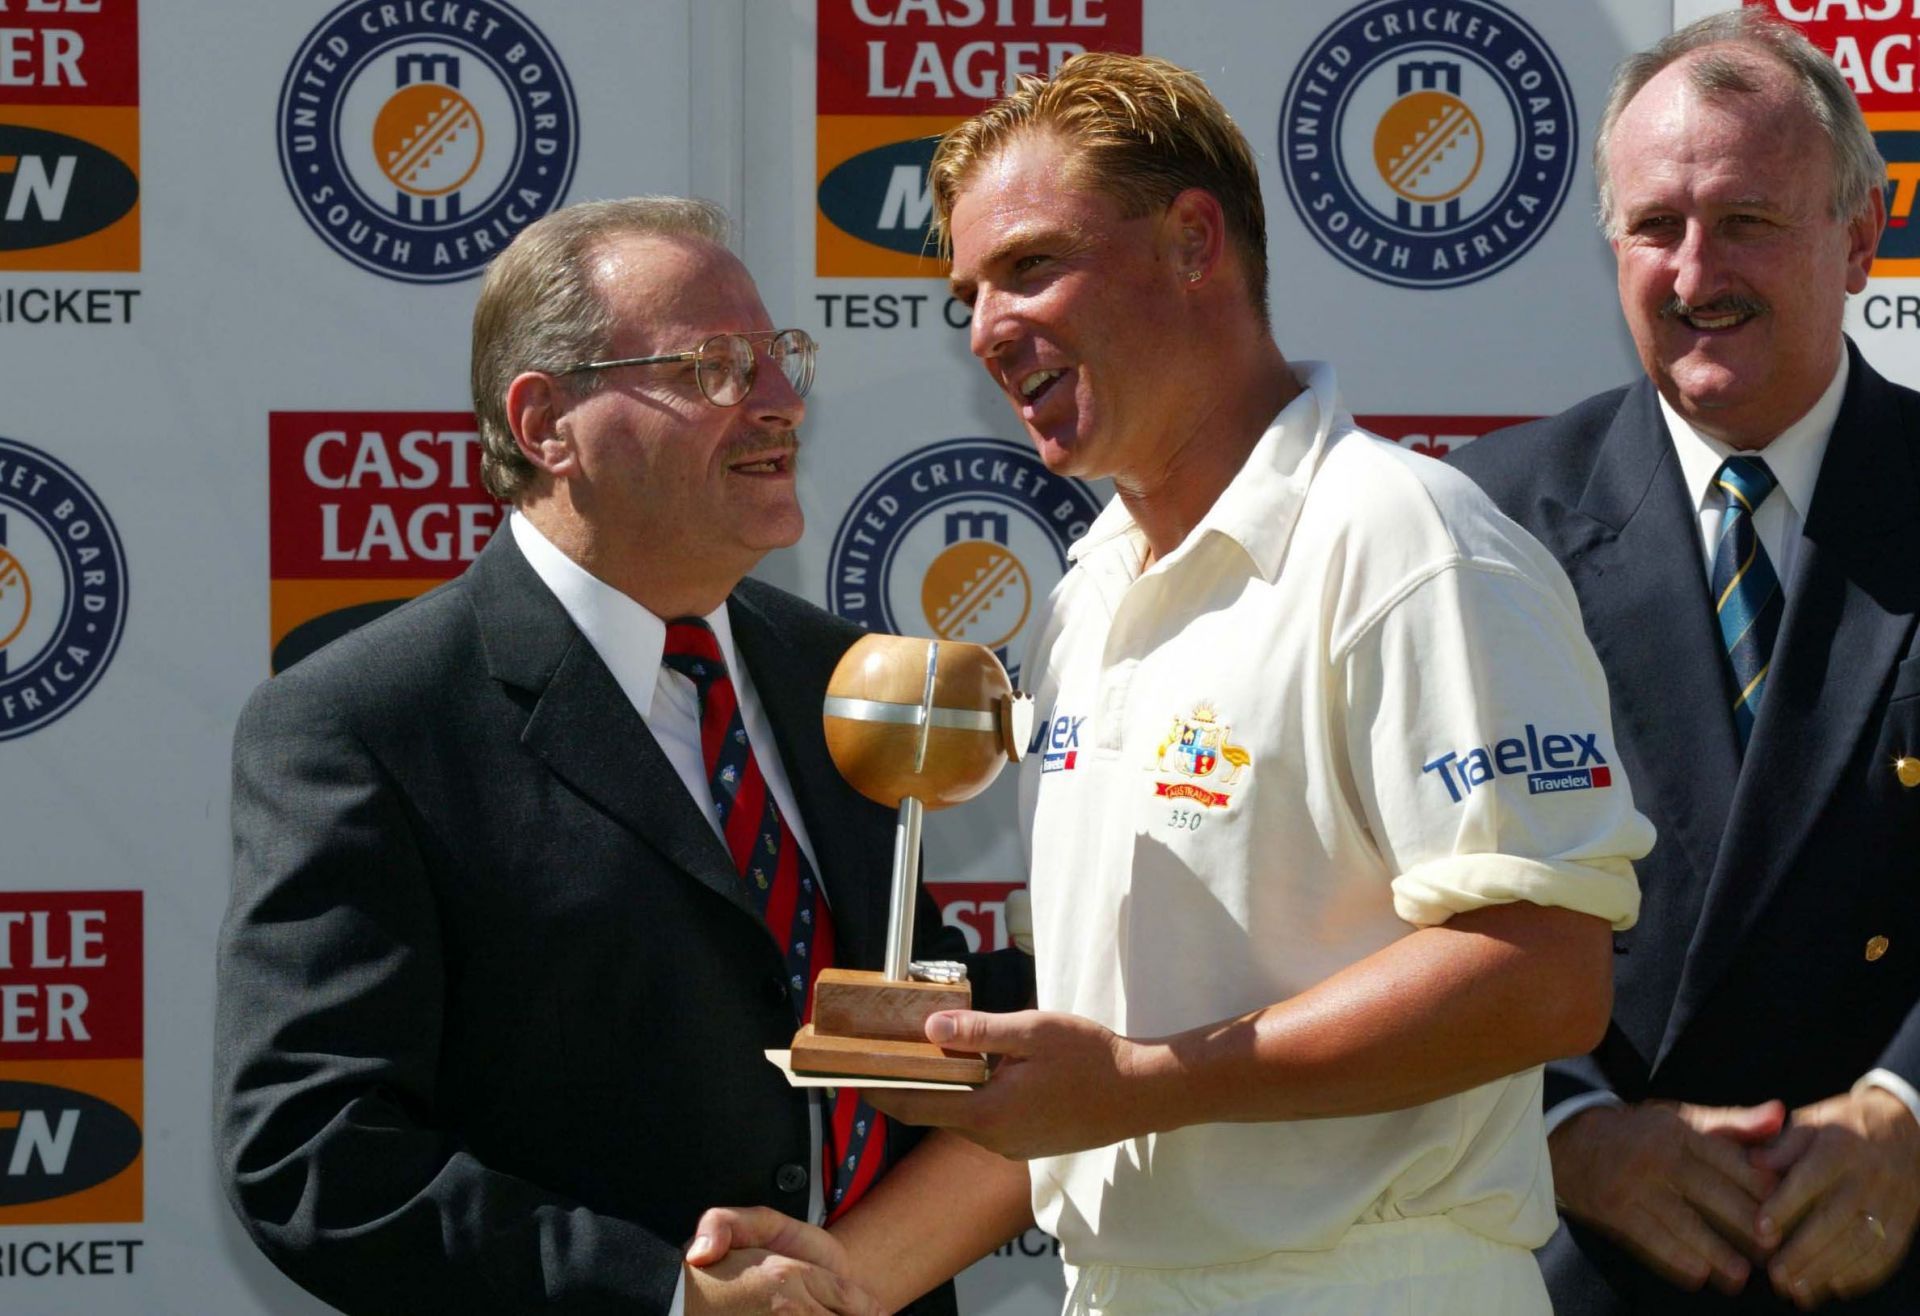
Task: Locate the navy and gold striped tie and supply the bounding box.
[1709,456,1783,749]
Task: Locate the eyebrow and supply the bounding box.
[948,219,1083,303]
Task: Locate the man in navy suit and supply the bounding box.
[1451,11,1920,1311]
[215,197,1026,1315]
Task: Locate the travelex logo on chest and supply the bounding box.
[1423,723,1610,803]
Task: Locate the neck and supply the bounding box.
[1120,340,1301,565]
[518,496,743,619]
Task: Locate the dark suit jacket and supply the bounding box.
[1449,343,1920,1312]
[214,531,1027,1315]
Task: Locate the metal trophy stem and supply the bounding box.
[884,796,924,981]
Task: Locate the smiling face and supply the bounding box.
[1606,49,1881,448]
[556,233,806,586]
[946,132,1193,483]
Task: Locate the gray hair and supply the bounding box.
[1593,8,1883,239]
[470,196,731,501]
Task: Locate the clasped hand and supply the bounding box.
[1553,1087,1920,1308]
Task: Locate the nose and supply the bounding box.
[969,284,1014,362]
[1671,220,1725,309]
[745,346,805,431]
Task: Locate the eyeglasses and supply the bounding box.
[553,328,817,407]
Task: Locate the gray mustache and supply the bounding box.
[1659,294,1768,321]
[724,433,799,462]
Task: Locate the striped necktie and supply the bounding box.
[661,619,887,1222]
[1709,456,1783,749]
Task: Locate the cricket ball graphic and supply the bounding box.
[374,83,484,197]
[1374,89,1482,204]
[922,540,1031,649]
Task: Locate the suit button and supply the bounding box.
[775,1163,808,1194]
[1868,936,1890,962]
[765,974,790,1006]
[1897,758,1920,789]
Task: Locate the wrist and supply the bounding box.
[1116,1034,1188,1138]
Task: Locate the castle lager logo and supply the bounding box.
[276,0,578,283]
[269,411,504,672]
[0,891,143,1226]
[815,0,1141,278]
[0,0,140,271]
[1279,0,1576,289]
[828,438,1099,685]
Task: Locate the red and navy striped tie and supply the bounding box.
[662,619,886,1222]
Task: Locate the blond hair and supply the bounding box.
[929,52,1269,328]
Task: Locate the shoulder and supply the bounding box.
[1302,428,1584,649]
[1445,386,1634,510]
[236,574,482,749]
[1309,427,1555,574]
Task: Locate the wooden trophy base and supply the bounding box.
[789,968,989,1085]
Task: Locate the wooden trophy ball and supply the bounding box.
[788,633,1030,1085]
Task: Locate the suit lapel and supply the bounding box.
[469,533,766,928]
[1661,348,1920,1056]
[729,590,890,969]
[1554,382,1744,905]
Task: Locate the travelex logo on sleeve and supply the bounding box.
[1029,709,1084,774]
[1423,723,1610,802]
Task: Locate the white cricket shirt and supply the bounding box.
[1018,362,1652,1271]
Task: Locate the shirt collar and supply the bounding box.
[1065,360,1339,585]
[509,511,738,714]
[1660,349,1846,523]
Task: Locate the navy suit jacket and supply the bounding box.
[214,531,1027,1315]
[1449,343,1920,1313]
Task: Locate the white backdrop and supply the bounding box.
[1,1,1911,1313]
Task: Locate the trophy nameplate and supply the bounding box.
[786,634,1032,1086]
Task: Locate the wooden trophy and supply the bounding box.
[787,634,1033,1085]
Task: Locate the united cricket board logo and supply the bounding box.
[276,0,578,283]
[1278,0,1576,289]
[827,439,1101,685]
[1149,702,1251,810]
[0,439,128,741]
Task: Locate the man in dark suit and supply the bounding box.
[1451,12,1920,1312]
[215,197,1025,1315]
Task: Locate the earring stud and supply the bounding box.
[1186,270,1202,283]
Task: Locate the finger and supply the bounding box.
[1687,1099,1788,1146]
[1751,1123,1818,1175]
[684,1207,742,1266]
[1759,1143,1847,1244]
[1674,1154,1773,1256]
[1826,1220,1899,1302]
[926,1008,1035,1054]
[700,1205,844,1270]
[1624,1196,1750,1294]
[1681,1122,1781,1208]
[1770,1194,1870,1306]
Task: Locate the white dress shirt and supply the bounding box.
[510,513,829,1309]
